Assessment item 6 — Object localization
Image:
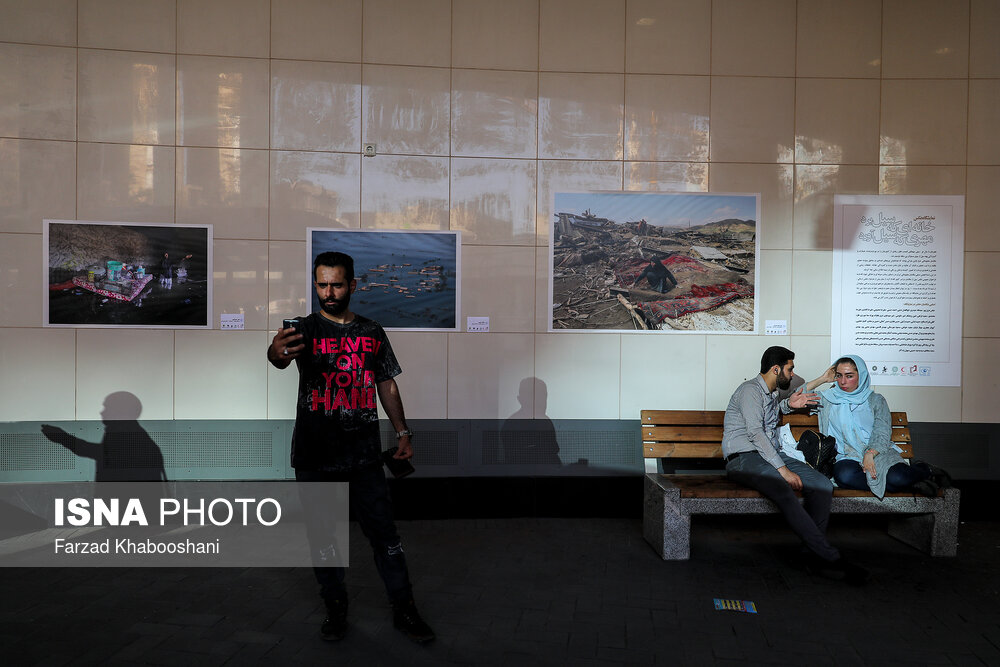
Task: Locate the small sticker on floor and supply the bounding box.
[713,598,757,613]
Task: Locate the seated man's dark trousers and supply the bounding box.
[726,451,840,561]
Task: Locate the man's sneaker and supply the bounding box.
[321,601,348,641]
[392,599,435,644]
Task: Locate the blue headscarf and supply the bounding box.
[821,354,875,460]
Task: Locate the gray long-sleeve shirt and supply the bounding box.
[721,375,793,470]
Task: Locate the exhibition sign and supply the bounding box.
[549,191,760,333]
[832,195,964,386]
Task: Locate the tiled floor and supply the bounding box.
[2,515,998,665]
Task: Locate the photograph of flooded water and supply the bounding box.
[307,229,460,330]
[44,221,211,328]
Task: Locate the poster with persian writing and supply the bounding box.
[832,195,964,386]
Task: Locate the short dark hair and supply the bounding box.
[313,251,354,282]
[834,356,857,371]
[760,346,794,374]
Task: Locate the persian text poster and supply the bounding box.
[832,195,964,386]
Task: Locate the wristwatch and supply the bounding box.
[396,428,414,439]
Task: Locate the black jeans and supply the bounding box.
[833,459,931,493]
[296,463,412,607]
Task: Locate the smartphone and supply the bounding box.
[282,318,299,333]
[382,447,415,478]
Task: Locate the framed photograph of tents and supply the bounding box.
[549,191,760,333]
[43,220,212,328]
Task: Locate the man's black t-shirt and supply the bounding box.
[290,313,401,471]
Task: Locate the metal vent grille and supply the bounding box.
[148,432,273,468]
[0,434,78,471]
[382,431,459,466]
[914,433,990,469]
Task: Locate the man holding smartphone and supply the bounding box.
[268,251,434,644]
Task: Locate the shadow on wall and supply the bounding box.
[492,377,564,466]
[40,391,167,482]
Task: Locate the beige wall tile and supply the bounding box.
[710,163,793,250]
[625,162,709,192]
[705,335,785,410]
[626,0,710,75]
[379,331,448,419]
[788,334,836,383]
[174,330,269,419]
[968,79,1000,165]
[710,77,794,164]
[266,240,310,330]
[363,0,451,67]
[0,232,42,327]
[460,246,536,333]
[177,56,270,149]
[451,158,536,245]
[963,251,1000,338]
[539,0,624,73]
[962,337,1000,422]
[712,0,795,76]
[212,239,268,331]
[363,64,450,156]
[271,60,361,152]
[794,165,878,250]
[971,0,1000,77]
[882,0,969,78]
[879,166,966,195]
[177,0,269,58]
[0,0,76,46]
[758,249,792,327]
[0,139,76,234]
[0,44,76,140]
[269,151,361,240]
[539,73,624,160]
[271,0,362,62]
[448,333,535,419]
[77,143,175,223]
[266,349,300,418]
[790,250,832,335]
[76,329,176,420]
[535,333,621,418]
[176,147,269,239]
[452,69,538,159]
[361,155,449,230]
[796,0,881,78]
[79,0,176,52]
[535,246,549,331]
[536,160,623,245]
[880,80,968,166]
[877,385,962,423]
[452,0,538,70]
[795,78,879,165]
[79,49,176,145]
[620,334,706,416]
[0,328,77,421]
[966,167,1000,252]
[625,75,709,162]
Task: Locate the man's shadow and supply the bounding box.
[41,391,167,482]
[495,377,562,466]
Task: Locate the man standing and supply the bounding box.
[721,346,866,584]
[268,251,434,643]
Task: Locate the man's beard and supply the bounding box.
[320,293,350,316]
[777,373,791,390]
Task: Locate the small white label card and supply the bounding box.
[765,319,787,336]
[467,316,489,333]
[221,313,245,330]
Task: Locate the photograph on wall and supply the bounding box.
[549,191,760,333]
[832,195,964,387]
[307,228,460,331]
[43,220,212,328]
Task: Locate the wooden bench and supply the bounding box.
[641,410,960,560]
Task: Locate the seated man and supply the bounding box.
[721,345,866,584]
[631,256,677,294]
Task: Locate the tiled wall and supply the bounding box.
[1,0,997,425]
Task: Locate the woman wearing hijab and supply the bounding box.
[818,355,943,499]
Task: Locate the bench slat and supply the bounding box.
[644,443,723,458]
[641,410,725,425]
[642,426,724,441]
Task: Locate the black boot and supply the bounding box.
[321,599,348,641]
[393,598,435,644]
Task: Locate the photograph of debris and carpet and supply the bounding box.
[308,228,460,331]
[549,192,759,333]
[44,220,212,328]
